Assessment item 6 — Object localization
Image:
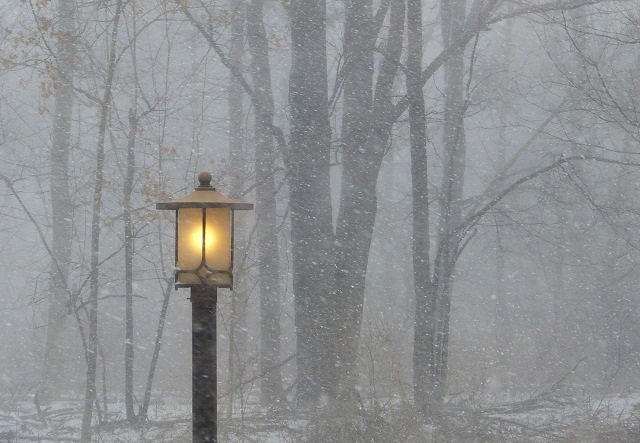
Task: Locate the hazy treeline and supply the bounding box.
[2,0,640,439]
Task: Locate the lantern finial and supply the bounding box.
[197,171,213,189]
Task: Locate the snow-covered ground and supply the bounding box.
[0,398,190,442]
[1,393,639,442]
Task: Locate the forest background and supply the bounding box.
[2,0,640,440]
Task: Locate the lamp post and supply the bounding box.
[157,171,253,443]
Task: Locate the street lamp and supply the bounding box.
[156,171,253,443]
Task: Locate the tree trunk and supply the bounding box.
[407,0,437,418]
[491,18,514,388]
[138,279,173,419]
[288,0,335,404]
[123,109,138,421]
[226,0,248,422]
[333,0,404,397]
[333,0,374,397]
[40,0,76,405]
[247,0,284,407]
[433,0,467,401]
[81,1,122,440]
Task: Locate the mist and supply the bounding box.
[2,0,640,441]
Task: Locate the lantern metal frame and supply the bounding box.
[156,172,253,289]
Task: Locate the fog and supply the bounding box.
[1,0,640,441]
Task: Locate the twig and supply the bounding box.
[219,353,298,400]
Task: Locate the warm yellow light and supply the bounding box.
[177,207,232,286]
[189,224,217,252]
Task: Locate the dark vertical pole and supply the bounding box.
[191,286,217,443]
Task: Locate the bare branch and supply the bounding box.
[458,155,640,236]
[392,0,621,122]
[177,1,288,156]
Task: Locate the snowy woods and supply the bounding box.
[2,0,640,440]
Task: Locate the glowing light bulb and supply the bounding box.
[190,227,202,252]
[190,226,217,253]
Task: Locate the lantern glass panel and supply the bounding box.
[177,208,202,274]
[177,207,232,286]
[204,208,231,271]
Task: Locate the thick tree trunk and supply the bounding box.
[333,0,404,396]
[333,0,374,396]
[407,0,437,418]
[288,0,335,404]
[433,0,467,401]
[40,0,76,405]
[247,0,284,407]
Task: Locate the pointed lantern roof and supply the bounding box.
[156,172,254,210]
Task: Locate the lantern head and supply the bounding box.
[156,172,253,289]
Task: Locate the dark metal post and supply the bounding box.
[191,286,217,443]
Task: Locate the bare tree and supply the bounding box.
[407,0,435,418]
[81,0,124,439]
[246,0,284,407]
[226,0,250,421]
[39,0,76,405]
[286,0,336,404]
